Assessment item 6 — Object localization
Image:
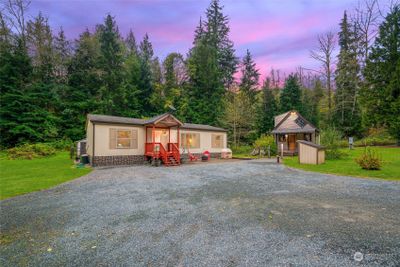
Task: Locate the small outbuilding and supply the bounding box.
[272,110,320,156]
[297,140,325,165]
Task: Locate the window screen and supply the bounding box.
[110,129,138,149]
[180,133,200,149]
[211,134,224,148]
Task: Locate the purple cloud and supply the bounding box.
[27,0,358,79]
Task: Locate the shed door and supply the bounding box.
[288,135,296,151]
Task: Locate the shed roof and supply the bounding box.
[297,140,325,149]
[271,110,318,134]
[87,113,227,132]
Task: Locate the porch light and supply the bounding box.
[285,134,288,139]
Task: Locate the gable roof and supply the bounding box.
[271,110,318,134]
[143,112,183,126]
[87,113,227,132]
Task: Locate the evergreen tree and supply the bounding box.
[125,29,138,56]
[280,74,302,112]
[0,38,59,145]
[333,11,362,136]
[184,39,223,125]
[121,38,141,118]
[163,52,186,110]
[204,0,238,87]
[98,14,124,115]
[26,12,54,82]
[256,78,278,135]
[53,27,70,83]
[63,29,102,139]
[239,49,260,101]
[138,33,155,115]
[362,5,400,143]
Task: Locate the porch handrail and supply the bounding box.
[170,143,180,163]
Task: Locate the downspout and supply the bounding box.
[92,123,95,165]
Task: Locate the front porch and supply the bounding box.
[144,113,183,166]
[274,132,320,156]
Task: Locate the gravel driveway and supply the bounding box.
[1,159,399,266]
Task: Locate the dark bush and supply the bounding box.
[355,147,382,170]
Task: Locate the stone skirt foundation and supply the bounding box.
[91,153,222,167]
[91,155,144,167]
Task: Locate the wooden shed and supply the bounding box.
[297,140,325,165]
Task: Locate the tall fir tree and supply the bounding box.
[125,29,138,56]
[333,11,362,136]
[98,14,124,115]
[280,74,302,112]
[204,0,238,87]
[239,49,260,101]
[26,12,54,82]
[138,33,155,115]
[53,27,71,84]
[64,29,102,139]
[256,78,278,135]
[184,39,223,125]
[362,5,400,143]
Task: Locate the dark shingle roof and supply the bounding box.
[181,123,227,132]
[87,114,146,125]
[87,114,227,132]
[271,110,318,134]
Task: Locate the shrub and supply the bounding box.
[253,135,277,156]
[354,128,397,147]
[47,139,74,151]
[7,143,56,160]
[355,147,382,170]
[321,128,347,159]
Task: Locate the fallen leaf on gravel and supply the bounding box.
[47,248,52,252]
[91,246,97,249]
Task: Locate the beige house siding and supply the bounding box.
[87,124,227,157]
[91,124,146,156]
[86,120,93,157]
[171,129,227,153]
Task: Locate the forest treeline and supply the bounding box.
[0,0,399,148]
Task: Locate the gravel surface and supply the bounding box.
[1,159,399,266]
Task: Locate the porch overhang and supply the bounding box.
[143,113,183,128]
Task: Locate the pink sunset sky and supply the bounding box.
[28,0,374,80]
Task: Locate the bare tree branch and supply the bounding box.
[309,31,336,120]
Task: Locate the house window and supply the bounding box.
[211,134,224,148]
[110,129,138,149]
[278,135,286,142]
[180,133,200,149]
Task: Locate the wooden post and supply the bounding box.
[177,127,180,149]
[152,125,155,150]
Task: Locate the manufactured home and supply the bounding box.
[272,111,320,155]
[86,113,228,166]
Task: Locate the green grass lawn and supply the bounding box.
[0,152,91,200]
[284,147,400,180]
